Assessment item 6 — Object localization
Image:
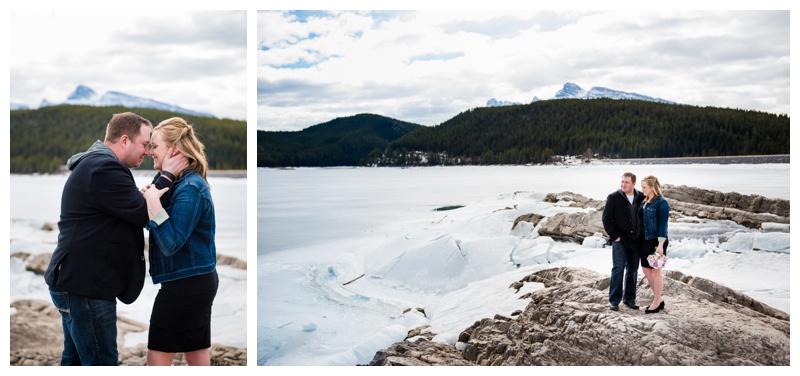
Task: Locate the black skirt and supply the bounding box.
[640,238,668,269]
[148,270,219,353]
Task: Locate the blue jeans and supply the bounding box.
[609,241,639,305]
[49,289,118,366]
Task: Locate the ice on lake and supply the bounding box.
[258,164,791,366]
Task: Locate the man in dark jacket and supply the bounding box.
[44,112,187,365]
[601,172,644,311]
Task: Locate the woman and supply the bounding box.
[638,175,670,314]
[143,117,218,365]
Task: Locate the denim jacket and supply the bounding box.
[146,169,216,284]
[640,196,670,240]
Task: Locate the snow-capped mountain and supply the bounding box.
[11,103,30,110]
[554,82,676,104]
[486,98,522,107]
[485,82,676,108]
[36,85,215,118]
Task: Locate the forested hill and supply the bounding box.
[377,99,789,166]
[10,105,246,173]
[257,113,422,167]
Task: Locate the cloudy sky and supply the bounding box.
[9,10,247,120]
[257,10,790,132]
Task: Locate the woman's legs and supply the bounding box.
[184,348,211,366]
[147,348,210,366]
[650,269,663,310]
[641,267,658,310]
[147,349,176,366]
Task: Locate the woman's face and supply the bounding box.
[150,130,171,171]
[641,180,652,198]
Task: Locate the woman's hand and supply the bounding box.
[656,243,664,255]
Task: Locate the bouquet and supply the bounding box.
[647,251,667,269]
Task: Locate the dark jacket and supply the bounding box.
[44,141,173,304]
[602,188,644,249]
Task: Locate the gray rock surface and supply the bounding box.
[516,186,789,242]
[368,267,789,366]
[10,299,247,366]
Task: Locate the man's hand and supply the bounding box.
[161,147,189,177]
[144,185,169,201]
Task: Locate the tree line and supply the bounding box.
[10,105,246,173]
[257,99,788,168]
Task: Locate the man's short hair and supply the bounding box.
[622,172,637,183]
[105,112,152,143]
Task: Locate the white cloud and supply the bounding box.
[257,10,790,131]
[10,10,246,120]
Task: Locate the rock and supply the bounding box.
[544,192,605,210]
[217,254,247,270]
[515,185,789,241]
[369,267,789,366]
[537,210,605,242]
[662,184,789,217]
[10,299,247,366]
[25,253,51,275]
[665,199,788,229]
[511,213,544,230]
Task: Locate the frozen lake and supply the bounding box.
[257,164,791,366]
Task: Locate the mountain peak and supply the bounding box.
[487,81,676,108]
[487,98,522,107]
[554,82,588,99]
[66,85,98,101]
[555,82,676,104]
[37,85,216,118]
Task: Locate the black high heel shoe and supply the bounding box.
[645,300,665,314]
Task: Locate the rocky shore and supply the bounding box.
[10,251,248,366]
[366,184,790,366]
[367,267,789,366]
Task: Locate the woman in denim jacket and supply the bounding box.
[638,175,669,314]
[143,117,218,365]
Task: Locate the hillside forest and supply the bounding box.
[257,99,789,167]
[10,105,246,173]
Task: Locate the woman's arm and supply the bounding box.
[656,198,670,253]
[145,184,205,257]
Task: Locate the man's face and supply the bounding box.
[620,176,634,195]
[122,124,152,168]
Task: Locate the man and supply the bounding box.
[44,112,188,365]
[601,172,644,311]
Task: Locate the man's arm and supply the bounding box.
[150,148,189,207]
[601,195,620,242]
[160,147,189,182]
[91,160,150,227]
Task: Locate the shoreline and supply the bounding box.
[12,169,247,178]
[261,154,790,169]
[591,154,789,165]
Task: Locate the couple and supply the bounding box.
[44,112,219,366]
[602,172,670,314]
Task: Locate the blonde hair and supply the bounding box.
[642,175,663,198]
[154,117,209,184]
